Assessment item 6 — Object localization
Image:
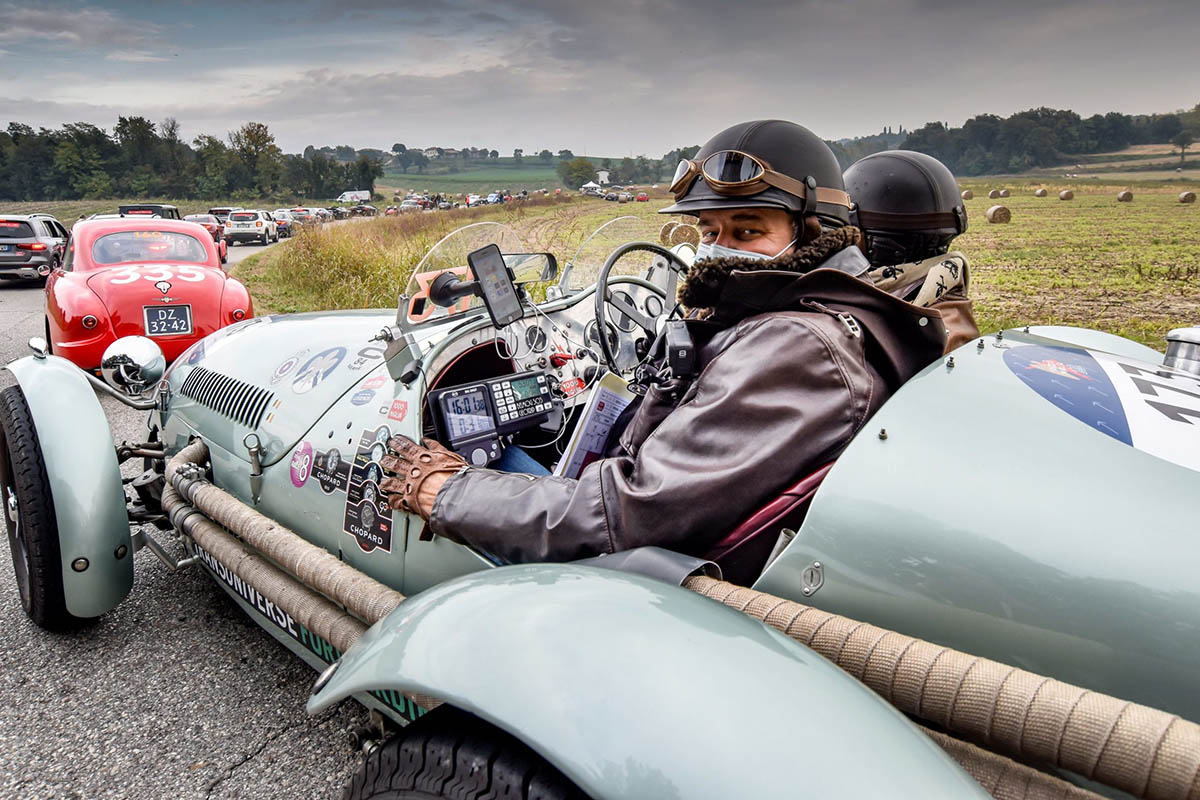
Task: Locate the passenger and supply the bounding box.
[381,120,948,565]
[843,150,978,352]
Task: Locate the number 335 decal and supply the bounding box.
[109,266,206,284]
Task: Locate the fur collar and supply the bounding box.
[679,227,866,310]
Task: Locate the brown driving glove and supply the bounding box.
[380,435,466,523]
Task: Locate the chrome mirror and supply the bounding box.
[101,336,166,396]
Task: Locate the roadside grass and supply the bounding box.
[240,183,1198,349]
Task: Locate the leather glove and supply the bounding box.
[380,435,466,522]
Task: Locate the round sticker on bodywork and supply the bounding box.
[293,346,347,394]
[290,442,314,487]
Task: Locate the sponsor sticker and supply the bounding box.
[362,374,387,390]
[311,446,351,494]
[343,425,395,553]
[292,346,347,394]
[289,442,314,488]
[351,389,376,406]
[387,400,408,422]
[560,377,586,398]
[348,344,386,371]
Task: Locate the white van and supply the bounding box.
[335,190,370,203]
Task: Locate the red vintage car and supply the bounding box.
[44,218,253,371]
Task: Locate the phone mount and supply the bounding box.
[428,271,481,307]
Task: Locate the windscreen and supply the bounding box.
[0,220,35,238]
[92,231,208,265]
[561,213,698,291]
[404,222,527,327]
[229,212,258,221]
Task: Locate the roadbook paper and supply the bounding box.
[553,371,635,479]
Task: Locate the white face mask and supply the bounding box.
[695,238,796,263]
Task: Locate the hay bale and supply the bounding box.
[988,189,1001,199]
[998,189,1010,198]
[960,189,973,200]
[659,222,679,245]
[1180,191,1197,204]
[1059,190,1074,201]
[1117,190,1133,202]
[1034,188,1047,197]
[669,224,700,247]
[985,205,1011,224]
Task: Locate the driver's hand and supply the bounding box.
[379,435,466,522]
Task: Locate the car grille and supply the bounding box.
[179,367,273,430]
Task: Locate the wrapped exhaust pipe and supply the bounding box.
[684,575,1200,800]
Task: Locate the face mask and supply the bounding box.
[695,238,796,263]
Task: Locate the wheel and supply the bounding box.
[0,385,94,630]
[342,707,586,800]
[260,233,268,245]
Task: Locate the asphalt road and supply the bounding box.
[0,238,367,800]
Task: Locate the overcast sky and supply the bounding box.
[2,0,1197,156]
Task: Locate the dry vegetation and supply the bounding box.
[237,182,1199,348]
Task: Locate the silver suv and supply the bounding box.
[0,214,68,283]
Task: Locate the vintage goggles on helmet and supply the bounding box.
[670,150,850,211]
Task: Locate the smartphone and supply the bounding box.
[467,243,524,328]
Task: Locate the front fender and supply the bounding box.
[309,565,985,800]
[5,353,132,617]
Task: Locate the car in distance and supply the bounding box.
[350,204,378,217]
[636,191,650,202]
[288,208,317,225]
[270,210,297,238]
[224,210,277,246]
[328,206,350,220]
[207,206,241,225]
[118,203,183,220]
[0,214,68,283]
[183,214,229,263]
[43,217,253,369]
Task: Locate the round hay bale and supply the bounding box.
[669,224,700,247]
[988,189,1001,199]
[1117,190,1133,202]
[1059,190,1075,201]
[985,205,1011,224]
[960,189,974,200]
[1034,188,1047,197]
[1180,191,1197,204]
[658,221,679,245]
[998,189,1010,198]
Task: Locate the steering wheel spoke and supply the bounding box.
[604,287,658,335]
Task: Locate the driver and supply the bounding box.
[381,119,949,567]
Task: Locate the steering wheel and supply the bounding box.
[593,242,690,374]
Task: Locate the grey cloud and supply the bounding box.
[0,3,168,48]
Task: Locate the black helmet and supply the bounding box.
[843,150,967,267]
[660,119,851,227]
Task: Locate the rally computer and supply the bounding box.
[429,370,555,465]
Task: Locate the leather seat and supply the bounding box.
[704,463,834,586]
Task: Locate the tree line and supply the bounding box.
[0,118,385,202]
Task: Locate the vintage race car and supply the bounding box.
[43,218,253,371]
[3,217,1199,799]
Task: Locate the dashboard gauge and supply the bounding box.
[644,295,664,318]
[525,325,548,352]
[584,320,621,357]
[612,290,637,332]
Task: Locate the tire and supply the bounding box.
[0,385,94,630]
[342,707,586,800]
[260,233,268,245]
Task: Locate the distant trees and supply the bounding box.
[901,106,1198,176]
[513,148,523,163]
[1174,130,1195,163]
[557,149,574,160]
[556,158,599,189]
[538,149,553,163]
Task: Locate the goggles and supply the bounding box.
[669,150,851,211]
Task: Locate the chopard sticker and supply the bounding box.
[289,442,314,488]
[343,425,394,553]
[311,446,351,494]
[293,346,347,394]
[271,349,308,385]
[386,400,408,422]
[351,389,376,406]
[348,344,386,371]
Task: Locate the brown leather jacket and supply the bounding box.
[429,232,948,564]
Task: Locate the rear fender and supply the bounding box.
[5,353,132,617]
[308,564,986,800]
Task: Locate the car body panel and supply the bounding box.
[756,329,1200,722]
[46,218,249,370]
[4,354,133,617]
[309,564,988,800]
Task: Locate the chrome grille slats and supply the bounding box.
[178,366,273,429]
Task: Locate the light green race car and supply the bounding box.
[2,218,1199,800]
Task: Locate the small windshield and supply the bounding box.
[404,222,530,327]
[561,213,698,292]
[92,231,208,265]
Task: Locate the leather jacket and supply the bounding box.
[429,232,948,564]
